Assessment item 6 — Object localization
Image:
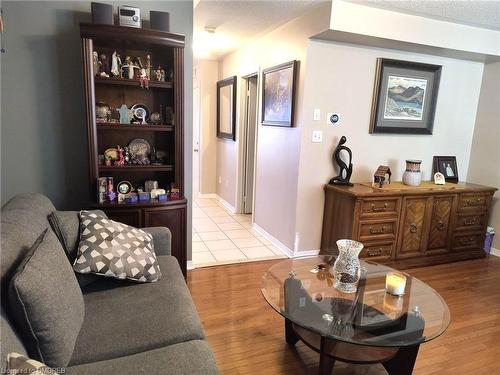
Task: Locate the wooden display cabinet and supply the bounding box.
[80,24,187,277]
[321,182,496,269]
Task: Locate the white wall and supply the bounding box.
[218,3,331,249]
[467,62,500,249]
[294,39,485,251]
[194,59,218,194]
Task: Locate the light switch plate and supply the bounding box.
[313,108,321,121]
[312,130,323,143]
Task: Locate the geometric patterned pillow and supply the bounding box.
[73,211,161,283]
[7,353,50,374]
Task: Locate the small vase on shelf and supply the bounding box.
[402,160,422,186]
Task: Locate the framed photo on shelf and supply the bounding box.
[369,58,442,135]
[433,156,459,183]
[261,60,298,127]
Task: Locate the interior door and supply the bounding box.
[427,196,454,254]
[397,197,428,258]
[193,84,201,196]
[242,75,258,214]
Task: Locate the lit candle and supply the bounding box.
[385,272,406,296]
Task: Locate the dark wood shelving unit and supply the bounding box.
[95,76,173,89]
[97,123,174,132]
[80,23,187,277]
[98,165,174,172]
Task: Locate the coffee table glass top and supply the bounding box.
[261,256,450,347]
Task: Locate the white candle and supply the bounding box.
[385,272,407,296]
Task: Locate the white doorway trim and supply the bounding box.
[193,80,201,197]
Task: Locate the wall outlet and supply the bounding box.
[312,130,323,143]
[327,112,341,125]
[313,108,321,121]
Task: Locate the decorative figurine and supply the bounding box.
[145,54,152,79]
[150,112,161,124]
[329,136,353,186]
[92,51,99,77]
[134,56,143,69]
[106,177,116,202]
[98,53,110,77]
[138,67,149,89]
[154,66,162,81]
[127,57,137,79]
[115,146,125,166]
[111,50,120,77]
[117,104,130,124]
[373,165,392,188]
[160,69,166,81]
[121,56,138,80]
[104,156,112,166]
[434,172,446,185]
[124,146,130,164]
[121,56,131,78]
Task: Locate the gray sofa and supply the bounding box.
[0,193,218,374]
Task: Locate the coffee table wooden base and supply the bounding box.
[285,319,420,375]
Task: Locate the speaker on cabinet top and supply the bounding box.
[150,11,169,32]
[91,2,114,25]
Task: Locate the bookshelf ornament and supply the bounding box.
[329,136,353,186]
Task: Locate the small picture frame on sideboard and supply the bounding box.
[433,156,458,183]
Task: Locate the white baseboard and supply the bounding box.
[197,193,217,199]
[294,249,321,258]
[490,247,500,257]
[252,224,294,258]
[214,195,236,214]
[186,260,194,270]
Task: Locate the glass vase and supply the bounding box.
[333,239,364,293]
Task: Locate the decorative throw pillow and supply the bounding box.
[9,229,85,367]
[73,211,161,282]
[7,353,49,374]
[48,210,107,288]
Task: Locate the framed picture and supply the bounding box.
[369,58,442,135]
[217,76,237,141]
[261,60,298,127]
[433,156,458,183]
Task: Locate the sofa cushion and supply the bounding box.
[9,229,85,367]
[1,309,28,369]
[48,210,107,287]
[1,193,56,303]
[69,256,205,365]
[73,211,161,283]
[66,340,218,375]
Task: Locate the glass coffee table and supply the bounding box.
[261,256,450,374]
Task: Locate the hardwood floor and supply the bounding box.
[188,255,500,374]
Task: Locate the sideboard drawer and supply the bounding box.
[452,233,484,251]
[459,193,489,212]
[359,220,397,241]
[360,242,393,260]
[360,198,400,218]
[455,213,487,232]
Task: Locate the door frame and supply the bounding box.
[193,79,202,197]
[236,72,259,215]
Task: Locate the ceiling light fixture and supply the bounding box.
[193,27,233,60]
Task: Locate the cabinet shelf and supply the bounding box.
[97,123,174,132]
[94,76,173,89]
[99,165,173,172]
[93,198,187,209]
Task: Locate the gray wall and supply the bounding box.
[1,0,193,209]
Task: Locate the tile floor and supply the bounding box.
[192,197,287,267]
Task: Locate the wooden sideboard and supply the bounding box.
[321,181,497,268]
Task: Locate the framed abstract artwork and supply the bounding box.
[433,156,459,183]
[369,58,442,135]
[217,76,237,141]
[261,60,298,127]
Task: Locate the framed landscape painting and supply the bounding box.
[369,58,442,135]
[262,60,298,127]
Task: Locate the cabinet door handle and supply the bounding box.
[437,221,446,231]
[460,237,475,245]
[409,223,418,233]
[369,226,385,235]
[367,248,383,257]
[371,203,388,212]
[464,218,476,226]
[465,198,482,206]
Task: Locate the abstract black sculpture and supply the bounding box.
[329,136,353,186]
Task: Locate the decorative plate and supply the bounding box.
[128,138,151,158]
[131,103,150,123]
[117,181,132,194]
[104,148,119,161]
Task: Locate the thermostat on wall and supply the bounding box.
[327,112,341,125]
